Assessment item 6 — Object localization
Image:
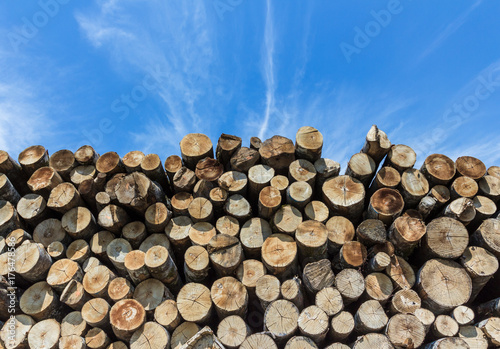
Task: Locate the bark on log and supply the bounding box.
[388,215,426,258]
[207,234,244,277]
[75,145,99,165]
[354,300,388,334]
[264,299,299,344]
[261,233,298,279]
[399,169,429,208]
[442,197,476,225]
[165,155,183,186]
[417,185,450,219]
[458,325,489,349]
[259,136,296,174]
[115,172,164,215]
[325,216,355,255]
[367,188,404,226]
[356,219,387,247]
[209,187,228,216]
[95,152,125,177]
[20,281,61,321]
[295,220,328,265]
[145,245,183,293]
[170,322,201,349]
[477,317,500,347]
[302,259,335,297]
[123,250,150,285]
[460,246,498,302]
[334,241,367,270]
[141,153,169,190]
[295,126,323,162]
[61,280,92,310]
[322,175,365,221]
[239,217,272,259]
[281,276,304,310]
[27,166,63,199]
[421,154,456,186]
[216,134,242,168]
[345,153,376,187]
[63,206,98,240]
[18,145,49,176]
[180,133,214,170]
[361,125,391,164]
[0,150,30,195]
[122,150,145,173]
[173,167,197,194]
[272,204,302,235]
[195,157,224,182]
[97,205,130,234]
[255,274,281,310]
[478,175,500,202]
[383,144,416,173]
[230,147,260,173]
[304,200,329,223]
[0,173,21,205]
[193,179,215,199]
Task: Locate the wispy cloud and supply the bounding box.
[258,0,276,140]
[418,0,482,61]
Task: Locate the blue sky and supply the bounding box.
[1,0,499,170]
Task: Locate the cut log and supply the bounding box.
[224,194,252,223]
[255,274,281,310]
[195,157,224,182]
[171,192,193,216]
[144,202,172,233]
[75,145,99,165]
[141,153,169,189]
[460,246,498,301]
[399,169,429,208]
[367,188,404,226]
[304,200,329,223]
[286,181,312,210]
[165,155,183,185]
[61,311,88,337]
[385,313,426,348]
[295,126,323,162]
[63,206,98,240]
[18,145,49,176]
[295,220,328,265]
[302,259,335,297]
[417,185,450,219]
[368,166,401,196]
[47,182,84,214]
[477,317,500,347]
[314,158,340,193]
[361,125,391,164]
[488,165,500,179]
[345,153,377,187]
[451,176,478,199]
[27,319,60,349]
[129,321,170,349]
[356,219,387,247]
[115,172,164,215]
[95,192,109,212]
[88,231,113,261]
[83,265,116,299]
[27,166,63,199]
[139,233,174,258]
[334,268,365,304]
[354,300,388,334]
[106,238,132,275]
[0,173,21,205]
[47,258,83,292]
[193,179,215,199]
[16,195,50,231]
[109,299,146,342]
[236,259,266,296]
[145,245,183,293]
[177,283,213,324]
[207,234,244,277]
[420,216,468,260]
[329,311,354,342]
[423,337,469,349]
[209,187,227,216]
[240,333,277,349]
[421,154,456,186]
[469,195,497,231]
[108,277,134,302]
[0,150,30,195]
[322,175,365,221]
[248,164,274,202]
[70,165,96,186]
[414,307,435,333]
[364,272,393,304]
[122,150,145,173]
[388,215,426,258]
[154,299,182,332]
[79,173,106,214]
[390,289,421,314]
[297,305,329,344]
[386,255,415,290]
[188,197,213,223]
[416,258,472,314]
[61,280,92,310]
[264,299,299,344]
[218,171,248,196]
[189,222,216,248]
[165,215,193,258]
[383,144,416,173]
[478,175,500,202]
[120,222,146,249]
[288,159,316,187]
[285,336,319,349]
[259,135,296,174]
[81,298,111,328]
[471,218,500,258]
[47,240,66,259]
[432,314,459,338]
[458,325,489,349]
[261,233,298,279]
[270,174,289,198]
[325,216,355,255]
[216,134,242,167]
[133,278,173,315]
[171,322,201,349]
[180,133,214,170]
[452,305,475,325]
[97,205,130,234]
[15,242,52,282]
[456,156,487,180]
[215,215,240,237]
[20,281,61,321]
[443,197,476,225]
[272,204,302,235]
[324,343,349,349]
[49,149,76,181]
[0,314,35,349]
[95,152,125,177]
[230,147,260,173]
[366,252,392,273]
[240,217,272,258]
[123,250,150,285]
[211,276,248,318]
[217,315,250,349]
[173,167,197,193]
[315,286,343,316]
[280,276,304,310]
[334,241,367,270]
[352,333,393,349]
[85,327,110,349]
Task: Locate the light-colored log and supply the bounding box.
[432,314,459,338]
[177,283,213,324]
[416,258,471,314]
[20,281,61,321]
[47,258,83,292]
[6,228,31,248]
[180,133,214,170]
[456,156,487,180]
[390,289,421,314]
[471,218,500,258]
[286,180,312,210]
[420,216,468,260]
[354,300,388,334]
[451,176,478,199]
[18,145,49,176]
[302,259,335,297]
[230,147,260,173]
[139,233,174,258]
[383,144,416,173]
[217,315,250,349]
[141,153,169,189]
[366,252,391,273]
[386,255,415,290]
[295,220,328,265]
[115,172,164,215]
[95,151,125,177]
[421,154,456,186]
[345,153,376,187]
[122,150,145,173]
[0,173,21,205]
[145,245,183,293]
[209,187,227,216]
[188,197,213,223]
[85,327,110,349]
[399,168,429,208]
[218,171,248,196]
[361,125,391,164]
[0,314,35,349]
[15,242,52,282]
[364,272,393,304]
[171,192,193,216]
[417,185,450,219]
[133,278,173,315]
[224,194,252,223]
[75,145,99,165]
[171,322,201,349]
[334,240,367,270]
[288,159,316,187]
[66,239,91,264]
[255,274,281,310]
[322,175,365,221]
[240,333,277,349]
[388,215,426,258]
[452,305,475,325]
[215,215,239,237]
[189,222,216,248]
[165,215,193,258]
[314,158,340,193]
[120,222,145,249]
[207,233,244,277]
[240,217,272,259]
[424,337,470,349]
[236,259,266,296]
[129,321,171,349]
[259,135,296,174]
[478,175,500,202]
[335,268,365,304]
[49,149,76,181]
[106,238,132,275]
[47,240,66,259]
[61,311,88,338]
[144,202,171,233]
[443,197,476,225]
[262,233,298,279]
[193,179,215,198]
[211,276,248,318]
[0,201,22,239]
[329,311,354,342]
[385,313,426,348]
[477,317,500,347]
[108,277,134,303]
[460,246,498,302]
[27,319,60,349]
[271,204,302,235]
[414,307,435,334]
[63,206,98,240]
[16,193,50,229]
[123,250,149,285]
[27,166,63,199]
[83,265,116,299]
[248,164,274,202]
[281,276,304,310]
[368,166,401,196]
[264,299,299,344]
[304,200,329,223]
[352,333,393,349]
[81,298,111,329]
[297,305,329,344]
[97,205,130,234]
[315,286,343,316]
[458,325,489,349]
[165,155,183,185]
[295,126,323,162]
[325,216,355,255]
[469,195,497,231]
[109,299,146,342]
[488,165,500,179]
[154,299,182,332]
[270,174,289,198]
[61,280,92,310]
[216,133,242,167]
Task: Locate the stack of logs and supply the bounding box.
[1,125,500,349]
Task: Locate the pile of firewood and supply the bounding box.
[1,125,500,349]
